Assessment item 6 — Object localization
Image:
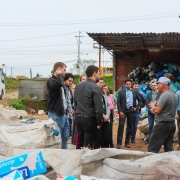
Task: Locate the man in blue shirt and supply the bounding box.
[117,79,142,149]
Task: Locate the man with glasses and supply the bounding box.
[146,80,161,143]
[64,73,75,138]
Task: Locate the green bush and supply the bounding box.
[5,77,19,90]
[8,95,30,110]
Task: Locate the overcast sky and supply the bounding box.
[0,0,179,77]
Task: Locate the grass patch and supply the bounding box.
[5,77,19,91]
[8,95,30,110]
[6,89,18,93]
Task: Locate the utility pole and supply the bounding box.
[11,67,12,77]
[30,68,32,78]
[75,31,84,75]
[99,44,102,71]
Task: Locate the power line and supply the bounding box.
[5,59,112,68]
[0,43,92,50]
[0,12,178,26]
[0,32,77,42]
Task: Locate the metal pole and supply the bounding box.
[113,51,116,92]
[99,43,101,71]
[75,31,84,75]
[30,68,32,78]
[11,67,12,77]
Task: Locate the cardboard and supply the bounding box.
[0,151,47,179]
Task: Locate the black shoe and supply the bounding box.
[131,139,135,144]
[125,143,131,148]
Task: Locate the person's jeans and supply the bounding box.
[68,118,72,137]
[177,111,180,145]
[48,112,69,149]
[131,111,140,140]
[148,121,176,153]
[148,113,155,140]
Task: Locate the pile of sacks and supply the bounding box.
[128,62,180,98]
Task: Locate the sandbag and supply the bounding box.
[6,148,180,180]
[0,119,61,156]
[0,104,28,120]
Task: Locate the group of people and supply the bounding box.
[47,62,115,150]
[47,61,180,154]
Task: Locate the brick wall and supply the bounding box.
[115,50,180,90]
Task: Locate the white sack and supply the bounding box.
[0,104,28,120]
[137,118,149,134]
[0,119,61,156]
[7,148,180,180]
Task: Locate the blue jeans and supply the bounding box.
[126,111,140,141]
[48,112,69,149]
[68,118,72,137]
[148,113,155,140]
[131,111,140,140]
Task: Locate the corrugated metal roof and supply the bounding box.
[87,32,180,50]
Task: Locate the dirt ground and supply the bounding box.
[0,91,177,152]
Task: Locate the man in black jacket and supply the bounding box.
[74,65,103,149]
[146,80,161,142]
[47,62,69,149]
[117,79,142,149]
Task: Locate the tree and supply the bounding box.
[70,59,96,75]
[35,73,42,78]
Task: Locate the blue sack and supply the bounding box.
[170,82,178,93]
[157,71,166,78]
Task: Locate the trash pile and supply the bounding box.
[128,62,180,98]
[2,148,180,180]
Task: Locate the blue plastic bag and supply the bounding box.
[170,82,178,93]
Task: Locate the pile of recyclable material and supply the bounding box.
[128,62,180,98]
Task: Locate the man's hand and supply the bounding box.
[150,108,155,114]
[175,114,179,120]
[133,107,136,111]
[103,115,109,122]
[97,125,101,129]
[72,109,75,116]
[149,101,157,109]
[119,112,125,118]
[55,68,62,76]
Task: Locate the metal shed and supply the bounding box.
[87,32,180,91]
[18,78,48,100]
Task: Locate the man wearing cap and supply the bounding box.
[148,77,177,153]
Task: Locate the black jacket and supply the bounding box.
[139,93,146,108]
[74,79,103,126]
[47,74,65,116]
[117,89,142,113]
